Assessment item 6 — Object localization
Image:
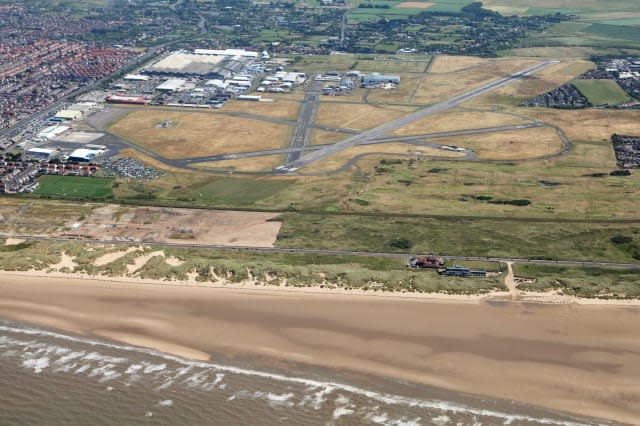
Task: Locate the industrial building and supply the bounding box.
[27,147,58,160]
[37,125,69,140]
[360,73,401,88]
[68,148,103,162]
[156,78,186,92]
[54,109,82,121]
[146,50,256,80]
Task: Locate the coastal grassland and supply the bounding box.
[513,264,640,299]
[281,140,639,219]
[34,176,113,199]
[190,155,284,173]
[114,171,294,207]
[315,103,415,131]
[276,213,640,263]
[108,110,292,159]
[0,198,96,234]
[572,79,631,106]
[434,127,565,160]
[390,108,533,135]
[410,58,540,104]
[298,144,465,174]
[109,131,639,217]
[0,239,506,294]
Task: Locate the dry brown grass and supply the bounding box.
[109,110,291,159]
[390,109,532,136]
[315,103,414,131]
[191,155,284,173]
[429,56,489,74]
[220,98,301,119]
[301,143,465,173]
[436,127,564,160]
[411,58,540,104]
[523,108,640,142]
[309,129,348,145]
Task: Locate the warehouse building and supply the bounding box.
[68,148,104,162]
[360,73,401,88]
[156,79,186,92]
[27,147,58,160]
[37,125,69,140]
[54,109,82,121]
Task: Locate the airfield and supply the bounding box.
[96,56,593,175]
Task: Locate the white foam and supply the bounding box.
[370,412,389,424]
[142,363,166,374]
[432,415,451,425]
[157,399,173,407]
[0,324,595,426]
[332,406,354,420]
[74,364,91,374]
[125,364,143,375]
[22,356,49,373]
[55,351,85,365]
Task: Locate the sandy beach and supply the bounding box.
[1,272,639,424]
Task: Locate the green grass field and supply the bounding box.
[34,176,113,199]
[276,213,640,263]
[573,79,631,106]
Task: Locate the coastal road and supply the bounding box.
[282,79,323,165]
[3,232,639,271]
[280,60,558,172]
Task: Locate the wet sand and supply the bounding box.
[1,274,639,424]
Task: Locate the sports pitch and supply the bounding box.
[34,176,113,199]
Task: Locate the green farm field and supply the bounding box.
[34,176,113,199]
[573,79,631,106]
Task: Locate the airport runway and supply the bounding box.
[283,79,323,165]
[280,60,558,172]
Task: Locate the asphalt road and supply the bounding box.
[2,232,638,270]
[283,79,323,165]
[280,60,558,172]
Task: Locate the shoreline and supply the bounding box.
[1,271,639,423]
[0,268,639,306]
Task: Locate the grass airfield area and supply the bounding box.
[108,109,292,159]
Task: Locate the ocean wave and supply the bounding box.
[0,323,601,426]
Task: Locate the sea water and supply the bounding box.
[0,320,607,426]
